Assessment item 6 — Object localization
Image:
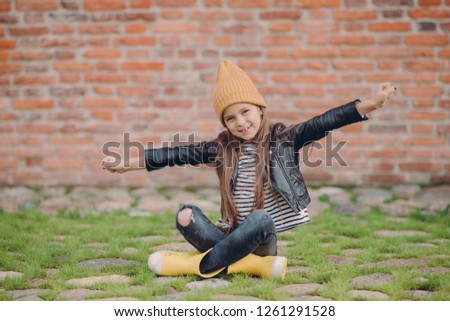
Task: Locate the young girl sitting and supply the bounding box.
[102,60,396,279]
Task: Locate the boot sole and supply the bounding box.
[272,256,287,279]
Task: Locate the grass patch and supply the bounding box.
[0,206,448,301]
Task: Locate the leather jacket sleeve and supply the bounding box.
[291,99,367,151]
[144,140,218,172]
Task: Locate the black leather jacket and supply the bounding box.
[145,100,367,213]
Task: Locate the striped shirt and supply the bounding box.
[230,143,309,233]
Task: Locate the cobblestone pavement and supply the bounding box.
[0,184,449,301]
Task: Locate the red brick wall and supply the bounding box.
[1,0,449,188]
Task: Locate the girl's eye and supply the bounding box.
[243,109,249,114]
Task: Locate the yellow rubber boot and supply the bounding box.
[148,250,225,278]
[227,253,287,279]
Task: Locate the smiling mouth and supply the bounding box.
[239,125,252,134]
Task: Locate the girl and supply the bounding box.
[102,60,396,279]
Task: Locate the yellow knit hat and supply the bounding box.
[213,60,267,126]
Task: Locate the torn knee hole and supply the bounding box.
[177,208,193,226]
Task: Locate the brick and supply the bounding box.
[54,62,94,72]
[344,22,364,32]
[439,100,450,108]
[118,86,157,97]
[399,162,441,171]
[125,23,147,33]
[404,60,445,71]
[298,22,339,33]
[154,99,193,108]
[11,51,51,61]
[262,36,300,46]
[333,60,373,71]
[296,74,340,83]
[402,86,443,96]
[332,35,375,45]
[229,0,269,7]
[270,21,293,32]
[431,175,450,184]
[383,9,403,18]
[439,48,450,58]
[412,124,433,133]
[334,10,377,20]
[406,111,446,120]
[79,24,120,34]
[373,162,394,171]
[18,124,57,133]
[83,0,126,10]
[409,8,450,19]
[152,22,196,33]
[114,36,156,46]
[16,0,58,10]
[83,49,122,58]
[122,62,164,71]
[406,34,449,45]
[15,76,55,85]
[413,98,434,108]
[49,136,92,144]
[97,62,118,71]
[161,10,184,19]
[189,11,229,20]
[369,21,411,32]
[92,111,113,120]
[14,99,54,109]
[0,0,11,11]
[368,149,408,157]
[263,62,304,71]
[362,174,404,184]
[418,0,441,5]
[94,86,113,95]
[205,0,223,6]
[365,48,410,58]
[60,74,81,83]
[293,48,338,58]
[131,0,152,8]
[118,111,159,121]
[260,11,301,19]
[233,12,254,20]
[403,137,445,146]
[12,172,45,183]
[86,74,127,83]
[440,74,450,83]
[379,35,401,45]
[10,27,48,36]
[156,0,196,6]
[373,0,413,4]
[84,98,124,108]
[296,0,340,7]
[378,60,398,70]
[366,73,411,83]
[415,73,436,83]
[0,39,16,49]
[44,159,83,169]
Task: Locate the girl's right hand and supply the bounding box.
[101,156,127,174]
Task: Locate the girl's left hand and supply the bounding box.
[371,82,396,110]
[356,82,397,115]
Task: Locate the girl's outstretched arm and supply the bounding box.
[356,82,396,116]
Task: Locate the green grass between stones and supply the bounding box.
[0,206,448,301]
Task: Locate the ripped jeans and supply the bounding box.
[176,204,277,274]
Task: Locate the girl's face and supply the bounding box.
[223,103,263,140]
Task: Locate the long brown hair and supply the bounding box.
[215,107,273,230]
